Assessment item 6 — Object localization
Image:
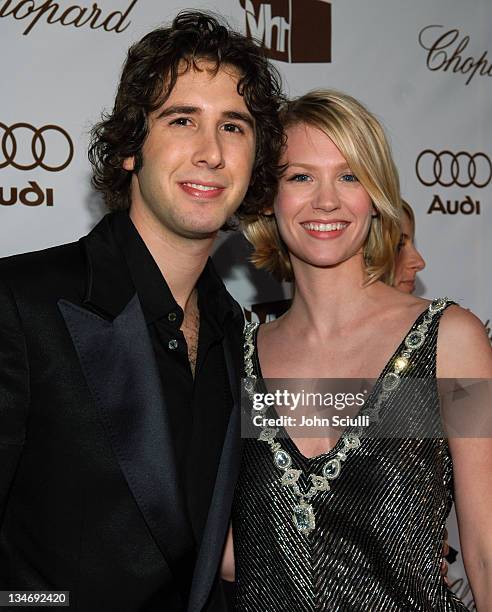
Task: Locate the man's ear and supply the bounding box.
[123,156,135,171]
[262,206,274,216]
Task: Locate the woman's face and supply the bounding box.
[393,212,426,294]
[274,123,373,272]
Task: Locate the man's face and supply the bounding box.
[124,60,256,240]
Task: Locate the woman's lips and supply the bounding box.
[300,221,349,239]
[179,181,225,199]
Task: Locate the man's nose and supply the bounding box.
[192,127,225,169]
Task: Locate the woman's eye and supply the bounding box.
[341,173,358,183]
[397,237,406,252]
[288,174,311,182]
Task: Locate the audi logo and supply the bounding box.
[416,150,492,188]
[0,122,74,172]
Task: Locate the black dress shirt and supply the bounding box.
[111,212,234,545]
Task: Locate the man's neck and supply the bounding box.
[129,206,215,311]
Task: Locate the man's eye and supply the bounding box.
[341,173,358,183]
[169,117,192,126]
[288,174,311,182]
[222,123,243,133]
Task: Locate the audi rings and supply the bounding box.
[416,150,492,188]
[0,122,74,172]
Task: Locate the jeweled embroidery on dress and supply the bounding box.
[243,298,450,535]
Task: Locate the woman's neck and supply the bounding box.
[283,253,382,337]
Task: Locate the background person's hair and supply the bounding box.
[88,10,284,224]
[243,89,403,283]
[401,199,416,237]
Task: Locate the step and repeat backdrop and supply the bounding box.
[2,0,490,606]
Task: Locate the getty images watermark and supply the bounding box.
[241,378,492,439]
[250,387,369,429]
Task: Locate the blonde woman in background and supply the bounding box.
[393,200,426,294]
[221,90,492,610]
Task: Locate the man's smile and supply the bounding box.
[179,181,226,199]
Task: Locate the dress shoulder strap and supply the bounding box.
[244,321,259,378]
[380,297,457,388]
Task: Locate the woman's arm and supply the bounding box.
[438,306,492,611]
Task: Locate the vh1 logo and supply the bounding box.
[240,0,331,63]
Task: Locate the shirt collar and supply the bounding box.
[111,211,237,329]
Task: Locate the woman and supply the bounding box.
[222,90,492,610]
[394,200,426,294]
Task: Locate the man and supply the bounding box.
[0,12,283,611]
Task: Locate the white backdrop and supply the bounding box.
[1,0,490,606]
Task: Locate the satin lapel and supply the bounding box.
[188,326,243,612]
[58,295,194,571]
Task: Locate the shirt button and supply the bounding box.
[168,312,177,323]
[168,339,178,350]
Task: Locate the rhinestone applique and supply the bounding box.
[323,458,341,479]
[274,449,292,469]
[405,330,425,350]
[382,372,401,391]
[393,356,409,373]
[282,469,301,486]
[293,501,315,534]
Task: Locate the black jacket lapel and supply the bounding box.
[188,316,244,612]
[58,292,195,584]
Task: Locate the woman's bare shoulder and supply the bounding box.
[437,303,492,377]
[439,303,487,341]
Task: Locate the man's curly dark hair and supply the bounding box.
[88,10,284,224]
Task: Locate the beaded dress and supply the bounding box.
[232,298,469,611]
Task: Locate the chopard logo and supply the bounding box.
[416,150,492,189]
[0,0,139,36]
[418,25,492,86]
[0,122,74,171]
[239,0,331,63]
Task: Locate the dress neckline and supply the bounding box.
[251,304,433,463]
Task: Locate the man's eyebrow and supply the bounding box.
[223,111,255,129]
[157,105,200,119]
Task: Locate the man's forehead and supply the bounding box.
[159,58,243,97]
[176,57,242,80]
[154,59,251,116]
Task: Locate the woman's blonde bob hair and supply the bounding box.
[242,89,403,284]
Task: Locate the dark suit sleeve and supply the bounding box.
[0,280,29,522]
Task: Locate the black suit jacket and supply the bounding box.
[0,215,243,611]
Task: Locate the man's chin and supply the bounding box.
[181,214,237,239]
[179,223,223,241]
